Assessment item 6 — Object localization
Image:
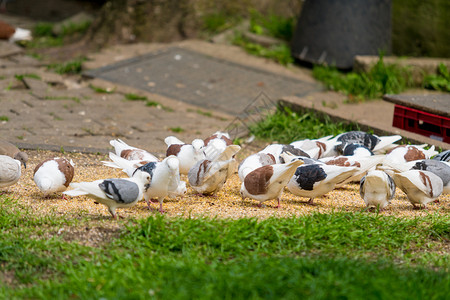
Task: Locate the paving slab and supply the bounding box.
[383,94,450,118]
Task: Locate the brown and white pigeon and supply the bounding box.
[64,170,151,219]
[240,159,304,207]
[0,20,32,43]
[238,152,277,182]
[110,139,158,162]
[33,157,74,197]
[0,155,21,191]
[165,138,205,175]
[393,170,443,209]
[0,139,28,168]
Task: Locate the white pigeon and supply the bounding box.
[33,157,75,197]
[165,139,205,175]
[63,169,151,219]
[238,152,277,182]
[0,139,28,168]
[240,159,304,207]
[259,144,313,164]
[383,145,437,165]
[110,139,158,162]
[320,155,385,186]
[134,155,181,213]
[103,153,185,207]
[0,155,21,190]
[203,131,233,147]
[287,163,358,205]
[188,145,241,195]
[393,170,443,209]
[360,170,396,210]
[290,135,336,159]
[380,159,450,195]
[164,135,185,147]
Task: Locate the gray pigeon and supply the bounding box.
[0,140,28,168]
[63,170,151,218]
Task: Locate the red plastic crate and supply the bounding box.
[393,104,450,143]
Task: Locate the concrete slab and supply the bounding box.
[383,94,450,118]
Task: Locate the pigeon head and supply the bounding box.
[165,155,180,172]
[191,139,205,152]
[14,151,28,168]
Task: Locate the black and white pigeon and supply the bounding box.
[287,163,358,205]
[188,145,241,195]
[33,157,75,197]
[381,159,450,194]
[63,169,151,219]
[342,143,374,157]
[238,152,277,182]
[110,139,158,162]
[0,155,21,191]
[240,159,304,207]
[360,170,396,210]
[259,144,313,164]
[329,131,401,156]
[165,138,205,175]
[134,155,181,213]
[393,170,443,209]
[432,150,450,162]
[0,139,28,168]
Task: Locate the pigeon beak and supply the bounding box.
[23,162,26,169]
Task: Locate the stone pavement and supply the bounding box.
[1,38,449,156]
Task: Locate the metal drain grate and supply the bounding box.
[84,47,319,116]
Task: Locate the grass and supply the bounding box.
[0,116,9,121]
[249,105,358,144]
[28,21,91,49]
[169,126,185,133]
[124,93,147,101]
[313,55,413,103]
[202,12,240,34]
[1,193,449,298]
[47,57,86,75]
[249,9,296,41]
[89,84,115,94]
[44,96,81,103]
[14,73,41,81]
[232,33,293,65]
[424,63,450,92]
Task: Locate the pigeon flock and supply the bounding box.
[1,130,449,218]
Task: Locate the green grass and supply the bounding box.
[1,193,449,299]
[424,63,450,92]
[249,10,296,41]
[44,96,81,103]
[146,100,174,112]
[47,57,86,75]
[232,33,293,65]
[250,105,358,143]
[202,12,240,34]
[89,84,115,94]
[14,73,41,81]
[313,56,413,103]
[169,126,184,133]
[28,21,91,49]
[124,93,147,101]
[0,115,9,121]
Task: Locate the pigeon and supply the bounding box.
[203,131,233,147]
[164,136,185,147]
[259,144,312,164]
[33,157,75,197]
[0,20,32,43]
[330,131,401,155]
[360,170,396,210]
[165,139,205,175]
[188,145,241,195]
[0,155,21,191]
[383,145,437,165]
[290,135,336,159]
[320,155,385,186]
[342,143,374,157]
[110,139,158,162]
[240,159,304,207]
[287,163,358,205]
[393,170,443,209]
[103,153,185,206]
[135,155,181,213]
[63,169,151,218]
[432,150,450,162]
[381,159,450,194]
[238,152,277,182]
[0,139,28,168]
